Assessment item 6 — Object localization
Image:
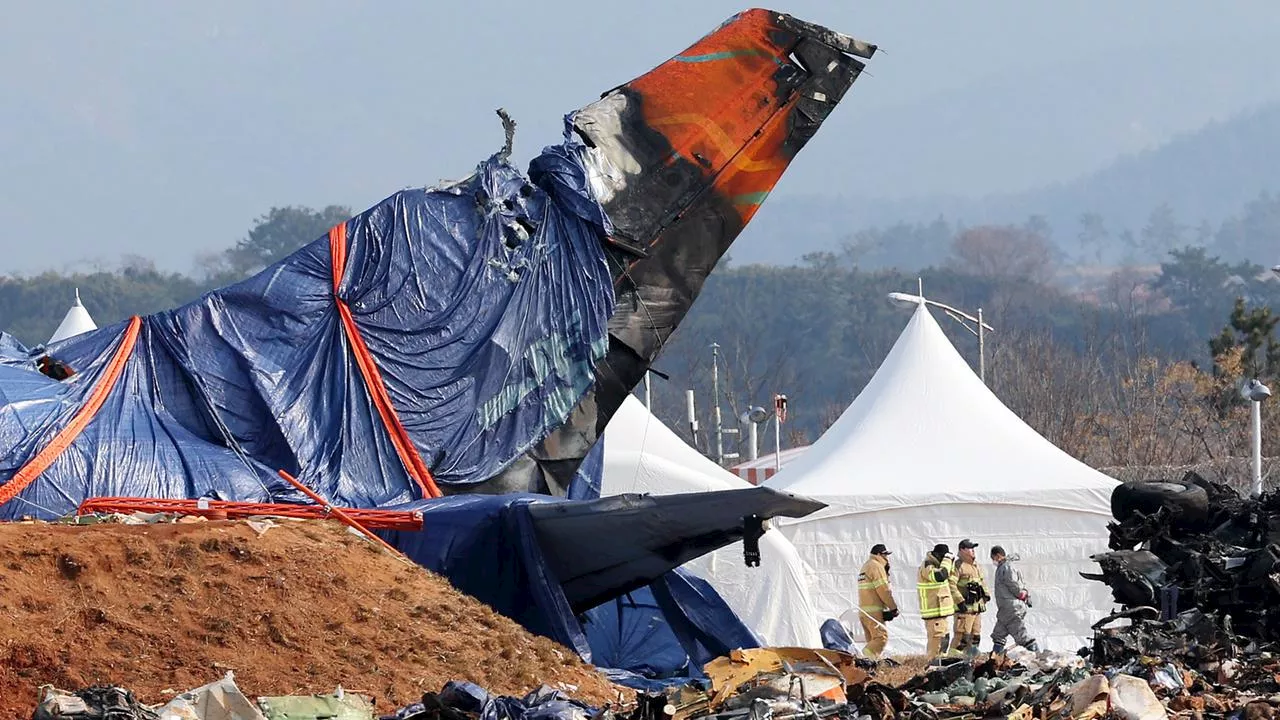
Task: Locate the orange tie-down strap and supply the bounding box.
[329,224,442,499]
[0,315,142,509]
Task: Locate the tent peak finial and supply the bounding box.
[74,288,81,306]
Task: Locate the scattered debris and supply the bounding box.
[155,672,263,719]
[34,685,159,720]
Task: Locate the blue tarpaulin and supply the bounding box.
[820,618,856,654]
[379,493,591,658]
[565,440,603,500]
[584,570,762,690]
[0,135,615,520]
[385,680,595,720]
[378,491,761,685]
[0,333,32,369]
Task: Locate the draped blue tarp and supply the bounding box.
[378,493,591,658]
[565,440,604,501]
[583,569,762,691]
[0,133,615,520]
[820,618,856,654]
[584,586,690,679]
[377,491,761,685]
[0,333,33,369]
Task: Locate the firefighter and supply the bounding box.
[949,538,991,658]
[916,543,956,658]
[857,543,898,659]
[990,545,1038,654]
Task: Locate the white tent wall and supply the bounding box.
[765,302,1120,655]
[601,396,823,648]
[774,499,1117,655]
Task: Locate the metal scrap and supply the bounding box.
[702,648,868,713]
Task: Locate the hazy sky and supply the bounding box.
[3,1,1279,273]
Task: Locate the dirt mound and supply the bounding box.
[0,519,618,717]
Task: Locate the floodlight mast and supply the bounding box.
[886,290,995,384]
[1242,379,1272,497]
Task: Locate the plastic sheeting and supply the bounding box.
[0,332,32,369]
[388,681,594,720]
[565,440,603,500]
[819,618,856,654]
[0,137,615,519]
[584,586,690,680]
[376,492,760,684]
[583,569,760,691]
[601,395,822,648]
[378,493,590,657]
[765,303,1119,654]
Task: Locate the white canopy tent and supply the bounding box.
[601,395,822,648]
[49,289,98,344]
[765,302,1118,654]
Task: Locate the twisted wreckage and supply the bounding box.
[1086,473,1280,665]
[0,5,876,686]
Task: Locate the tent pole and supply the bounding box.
[712,343,724,465]
[978,307,986,385]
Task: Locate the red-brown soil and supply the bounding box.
[0,519,621,717]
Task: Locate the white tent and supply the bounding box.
[765,302,1118,654]
[602,395,822,648]
[48,289,98,344]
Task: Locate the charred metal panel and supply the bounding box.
[468,9,876,496]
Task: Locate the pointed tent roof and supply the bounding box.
[766,302,1116,511]
[602,395,822,648]
[48,289,98,345]
[761,302,1119,653]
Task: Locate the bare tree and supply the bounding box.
[948,225,1056,285]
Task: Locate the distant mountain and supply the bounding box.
[734,101,1280,266]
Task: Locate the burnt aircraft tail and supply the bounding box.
[482,9,876,495]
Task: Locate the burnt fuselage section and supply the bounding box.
[464,9,877,496]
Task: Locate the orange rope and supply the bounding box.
[76,497,424,530]
[0,316,142,509]
[328,224,442,499]
[276,469,410,561]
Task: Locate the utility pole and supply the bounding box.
[710,343,739,466]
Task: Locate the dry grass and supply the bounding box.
[872,656,931,687]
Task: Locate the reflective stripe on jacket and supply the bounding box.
[917,554,956,619]
[858,555,897,613]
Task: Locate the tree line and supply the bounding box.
[2,201,1277,480]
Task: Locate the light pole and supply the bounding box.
[1242,379,1272,497]
[739,406,768,461]
[887,291,996,384]
[773,394,787,472]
